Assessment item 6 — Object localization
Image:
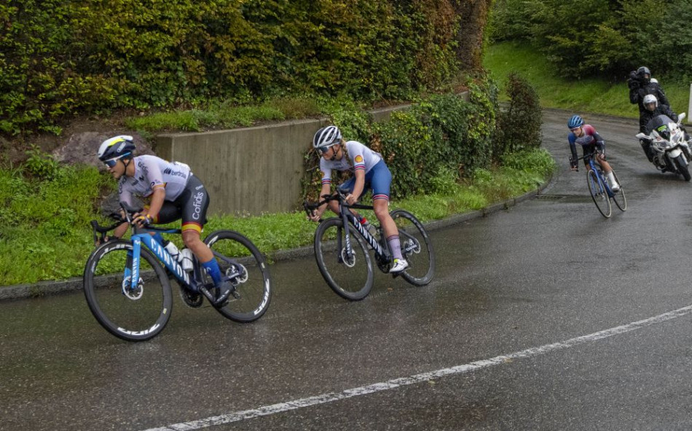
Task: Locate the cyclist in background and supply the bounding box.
[97,135,234,305]
[307,125,408,273]
[567,115,620,192]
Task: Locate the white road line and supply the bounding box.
[144,305,692,431]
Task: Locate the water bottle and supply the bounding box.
[179,248,194,272]
[363,221,378,238]
[163,240,180,262]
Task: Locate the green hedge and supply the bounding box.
[303,79,512,201]
[0,0,459,135]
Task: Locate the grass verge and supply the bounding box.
[484,41,691,118]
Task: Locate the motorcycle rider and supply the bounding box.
[628,66,670,133]
[639,94,692,165]
[567,115,620,192]
[639,94,679,162]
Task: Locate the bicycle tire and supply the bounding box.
[610,171,627,212]
[83,240,172,342]
[390,209,435,286]
[204,230,272,322]
[314,217,374,301]
[675,155,691,181]
[587,170,612,218]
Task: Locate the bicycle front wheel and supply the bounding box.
[204,230,272,322]
[390,209,435,286]
[587,170,612,218]
[611,171,627,212]
[83,240,172,342]
[314,218,374,301]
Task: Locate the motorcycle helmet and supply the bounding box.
[312,125,342,154]
[567,115,584,130]
[637,66,651,84]
[643,94,658,112]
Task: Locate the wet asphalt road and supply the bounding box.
[2,110,692,430]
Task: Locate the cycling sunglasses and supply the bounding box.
[103,157,119,168]
[318,145,338,161]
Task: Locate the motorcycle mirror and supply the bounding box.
[635,133,647,139]
[679,112,686,123]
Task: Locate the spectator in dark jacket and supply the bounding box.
[628,66,670,133]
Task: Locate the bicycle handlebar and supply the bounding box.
[89,202,155,245]
[303,189,374,219]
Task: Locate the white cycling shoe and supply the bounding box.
[390,258,409,273]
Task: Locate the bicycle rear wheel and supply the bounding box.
[390,209,435,286]
[83,240,172,342]
[586,170,612,218]
[204,230,272,322]
[611,171,627,212]
[314,218,374,301]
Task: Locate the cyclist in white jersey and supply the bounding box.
[97,135,234,305]
[308,126,409,273]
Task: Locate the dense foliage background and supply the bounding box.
[0,0,460,135]
[488,0,692,82]
[302,74,543,201]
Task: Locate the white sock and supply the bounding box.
[607,172,617,187]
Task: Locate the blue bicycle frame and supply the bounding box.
[585,157,615,198]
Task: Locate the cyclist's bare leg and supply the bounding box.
[374,199,406,266]
[182,230,213,263]
[374,199,397,238]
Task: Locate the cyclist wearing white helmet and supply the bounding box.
[98,135,235,305]
[308,125,409,273]
[567,115,620,192]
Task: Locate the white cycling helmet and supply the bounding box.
[643,94,658,111]
[312,126,342,152]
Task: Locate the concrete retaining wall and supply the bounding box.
[153,96,466,216]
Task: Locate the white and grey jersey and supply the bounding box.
[319,140,382,183]
[118,155,191,206]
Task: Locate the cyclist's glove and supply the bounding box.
[134,214,152,227]
[569,157,578,169]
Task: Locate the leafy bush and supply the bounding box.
[303,82,501,202]
[488,0,692,82]
[494,73,542,161]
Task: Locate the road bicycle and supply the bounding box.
[576,153,627,218]
[83,203,272,341]
[304,189,434,301]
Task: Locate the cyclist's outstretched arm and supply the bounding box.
[308,183,332,221]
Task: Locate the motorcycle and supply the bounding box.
[636,113,691,181]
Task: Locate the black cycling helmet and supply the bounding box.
[312,126,342,153]
[97,135,135,163]
[568,115,584,129]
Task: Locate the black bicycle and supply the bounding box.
[83,203,272,341]
[304,189,435,301]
